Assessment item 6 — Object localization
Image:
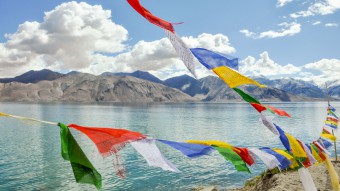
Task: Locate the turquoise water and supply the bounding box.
[0,102,339,190]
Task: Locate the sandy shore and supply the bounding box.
[195,161,340,191]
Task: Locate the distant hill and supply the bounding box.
[161,75,314,102]
[0,69,337,102]
[328,80,340,98]
[163,75,208,97]
[253,76,326,98]
[101,70,163,84]
[0,73,196,102]
[0,69,64,84]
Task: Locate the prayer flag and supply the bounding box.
[259,113,280,135]
[286,133,307,160]
[186,140,254,166]
[321,127,337,141]
[260,148,291,170]
[328,109,338,119]
[165,30,197,78]
[213,146,250,173]
[131,139,180,172]
[190,48,264,88]
[59,123,102,189]
[68,124,145,157]
[298,168,318,191]
[275,124,291,151]
[272,148,300,169]
[186,140,233,148]
[68,124,145,178]
[328,104,336,112]
[213,66,265,88]
[324,154,340,191]
[233,147,255,166]
[248,148,280,170]
[127,0,175,32]
[319,138,332,149]
[158,139,214,158]
[233,88,291,117]
[190,48,239,70]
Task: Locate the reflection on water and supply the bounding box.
[0,102,339,190]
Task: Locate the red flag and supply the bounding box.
[68,124,145,178]
[127,0,175,33]
[266,105,291,117]
[250,103,266,113]
[233,147,255,166]
[250,103,291,117]
[297,140,312,168]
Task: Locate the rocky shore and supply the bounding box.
[194,160,340,191]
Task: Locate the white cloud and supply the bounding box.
[277,0,293,7]
[240,22,301,39]
[325,23,338,27]
[240,51,301,76]
[0,2,236,79]
[239,29,255,38]
[312,21,322,25]
[300,59,340,85]
[0,1,128,77]
[2,4,224,80]
[290,0,340,18]
[258,22,301,39]
[111,33,236,79]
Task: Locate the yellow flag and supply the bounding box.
[186,140,233,148]
[325,154,340,191]
[0,112,10,117]
[272,148,299,169]
[325,120,338,127]
[285,133,307,159]
[321,133,337,141]
[212,66,266,88]
[310,145,323,165]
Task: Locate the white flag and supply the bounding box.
[301,142,317,165]
[248,148,280,170]
[131,139,180,172]
[298,168,317,191]
[165,30,197,78]
[259,112,279,135]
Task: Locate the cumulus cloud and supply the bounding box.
[290,0,340,18]
[277,0,293,7]
[325,23,338,27]
[0,1,236,79]
[0,1,128,77]
[112,33,236,79]
[301,59,340,85]
[240,51,301,77]
[240,22,301,39]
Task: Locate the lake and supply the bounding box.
[0,102,339,190]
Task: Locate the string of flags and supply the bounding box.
[1,0,339,190]
[0,105,338,190]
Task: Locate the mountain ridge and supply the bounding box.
[0,69,338,102]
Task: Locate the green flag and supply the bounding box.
[233,88,260,104]
[59,123,102,189]
[213,146,250,173]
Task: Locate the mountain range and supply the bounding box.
[0,69,338,102]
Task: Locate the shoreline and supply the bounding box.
[195,160,340,191]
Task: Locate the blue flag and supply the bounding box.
[190,48,239,70]
[274,124,291,152]
[158,139,214,158]
[260,147,291,170]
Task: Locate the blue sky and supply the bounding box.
[0,0,339,85]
